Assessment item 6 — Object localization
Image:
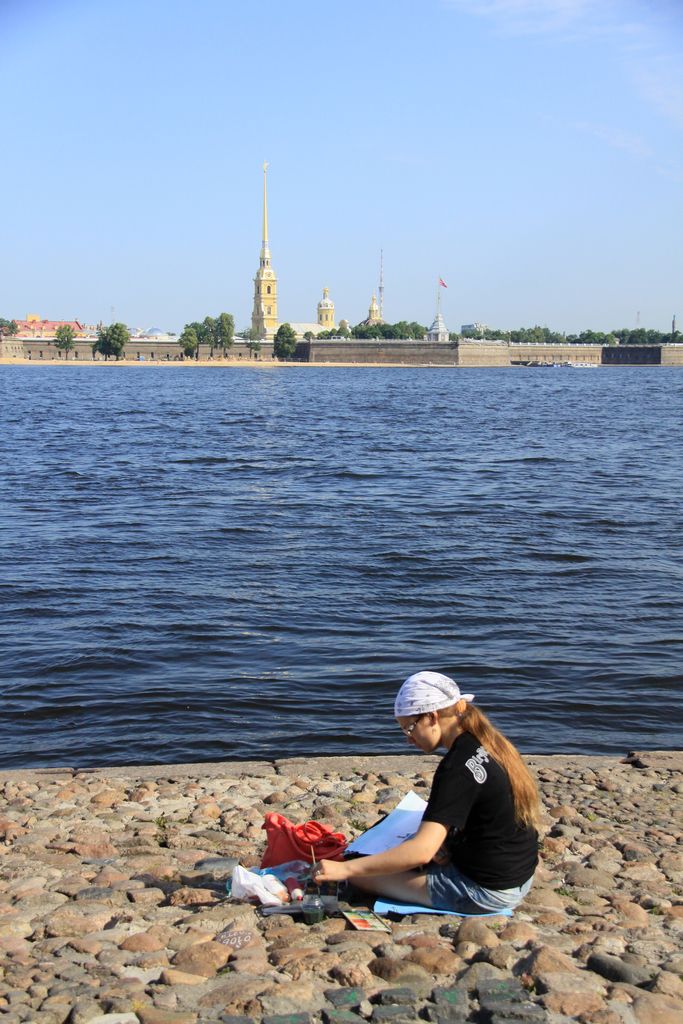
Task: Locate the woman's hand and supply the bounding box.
[312,858,351,883]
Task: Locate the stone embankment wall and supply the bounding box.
[510,345,602,365]
[659,345,683,366]
[4,336,682,367]
[457,342,510,367]
[3,339,273,362]
[301,340,460,365]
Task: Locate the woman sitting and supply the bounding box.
[314,671,539,914]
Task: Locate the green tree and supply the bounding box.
[205,316,220,357]
[303,330,314,341]
[216,312,234,355]
[93,322,129,360]
[273,322,297,360]
[247,337,262,358]
[178,325,199,359]
[54,324,76,359]
[0,318,19,339]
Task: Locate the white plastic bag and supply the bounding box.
[230,864,288,906]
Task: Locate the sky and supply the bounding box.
[2,0,682,334]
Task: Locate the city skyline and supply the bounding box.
[2,0,682,334]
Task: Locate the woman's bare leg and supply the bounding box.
[351,870,433,906]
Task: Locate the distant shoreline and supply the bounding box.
[2,357,680,369]
[0,357,478,369]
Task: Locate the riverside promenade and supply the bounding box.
[1,751,681,1024]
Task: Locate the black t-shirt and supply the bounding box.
[422,732,538,889]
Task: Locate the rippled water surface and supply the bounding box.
[0,365,681,768]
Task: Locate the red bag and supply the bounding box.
[261,812,347,868]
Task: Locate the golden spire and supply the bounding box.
[262,161,269,249]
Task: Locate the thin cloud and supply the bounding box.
[634,58,683,131]
[576,121,654,160]
[443,0,634,37]
[446,0,683,134]
[575,120,682,181]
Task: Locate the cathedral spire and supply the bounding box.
[252,161,278,340]
[262,161,269,254]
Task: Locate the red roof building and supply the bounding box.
[14,316,85,337]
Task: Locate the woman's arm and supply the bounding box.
[313,820,448,882]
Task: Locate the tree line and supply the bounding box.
[178,313,236,359]
[458,325,682,346]
[2,314,681,360]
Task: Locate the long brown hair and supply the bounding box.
[440,702,540,828]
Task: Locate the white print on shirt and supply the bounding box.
[465,745,490,784]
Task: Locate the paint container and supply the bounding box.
[285,877,304,901]
[302,893,325,924]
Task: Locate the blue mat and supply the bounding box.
[374,898,513,918]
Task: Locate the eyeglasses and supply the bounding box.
[400,714,424,737]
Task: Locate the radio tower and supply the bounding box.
[379,249,384,321]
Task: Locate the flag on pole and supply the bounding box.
[439,278,448,288]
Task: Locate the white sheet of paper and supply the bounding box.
[347,790,428,855]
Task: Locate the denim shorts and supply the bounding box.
[426,863,534,914]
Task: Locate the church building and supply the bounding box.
[250,164,339,340]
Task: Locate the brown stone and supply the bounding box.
[480,942,519,971]
[90,788,124,807]
[456,919,500,946]
[193,799,221,819]
[92,866,129,886]
[168,886,220,907]
[549,804,578,819]
[258,978,320,1015]
[537,964,607,1010]
[228,950,270,974]
[129,887,166,906]
[264,791,289,805]
[172,940,232,976]
[120,930,166,953]
[68,936,104,955]
[405,947,462,974]
[368,956,432,988]
[269,945,320,969]
[166,929,215,951]
[45,905,115,937]
[329,963,374,987]
[564,864,615,889]
[632,992,683,1024]
[578,1011,624,1024]
[197,976,270,1012]
[652,970,683,998]
[396,932,440,949]
[71,841,119,858]
[611,899,650,928]
[137,1009,198,1024]
[159,967,207,986]
[499,922,537,945]
[515,944,579,980]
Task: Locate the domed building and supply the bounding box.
[317,287,335,330]
[358,293,383,328]
[427,310,449,343]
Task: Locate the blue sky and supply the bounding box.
[2,0,681,334]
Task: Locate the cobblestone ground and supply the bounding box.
[0,751,681,1024]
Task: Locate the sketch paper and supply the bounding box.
[347,791,428,855]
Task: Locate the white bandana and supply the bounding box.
[394,671,475,718]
